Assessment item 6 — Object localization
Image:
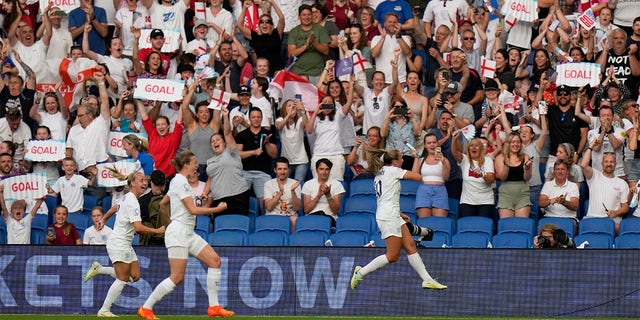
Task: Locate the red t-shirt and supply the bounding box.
[49,223,80,245]
[142,117,183,177]
[138,48,171,76]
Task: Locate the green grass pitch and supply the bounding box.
[1,316,634,320]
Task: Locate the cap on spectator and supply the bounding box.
[445,81,462,94]
[193,19,208,34]
[557,85,571,94]
[458,18,473,27]
[485,78,499,90]
[150,29,164,39]
[239,85,251,96]
[150,170,166,186]
[6,108,21,121]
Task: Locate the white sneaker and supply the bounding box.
[97,310,118,317]
[84,261,102,282]
[422,279,447,290]
[350,266,362,290]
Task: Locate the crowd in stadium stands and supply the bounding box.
[0,0,639,247]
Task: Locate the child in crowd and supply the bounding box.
[47,157,96,214]
[83,206,113,245]
[46,205,81,245]
[0,185,45,244]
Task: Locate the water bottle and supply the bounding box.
[630,181,640,208]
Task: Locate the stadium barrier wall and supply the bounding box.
[0,245,638,317]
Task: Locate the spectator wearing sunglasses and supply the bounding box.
[236,0,285,74]
[547,84,589,157]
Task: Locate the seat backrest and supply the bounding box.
[457,216,494,237]
[492,233,531,248]
[68,214,91,231]
[400,180,420,196]
[619,218,640,236]
[343,196,377,216]
[614,234,640,248]
[574,234,613,249]
[578,218,615,237]
[83,194,98,213]
[31,214,49,231]
[448,198,460,216]
[208,230,247,246]
[249,230,289,246]
[451,232,491,248]
[420,233,450,248]
[289,231,327,246]
[498,217,535,237]
[336,213,374,236]
[329,231,369,247]
[537,217,575,238]
[254,215,290,234]
[0,225,6,244]
[417,216,454,236]
[349,178,375,197]
[399,195,417,215]
[214,215,251,234]
[295,215,332,237]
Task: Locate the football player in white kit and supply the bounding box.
[83,171,166,317]
[350,148,447,290]
[138,150,233,319]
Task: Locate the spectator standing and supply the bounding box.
[68,0,108,55]
[451,136,496,218]
[287,4,330,84]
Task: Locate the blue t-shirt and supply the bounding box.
[375,0,413,27]
[68,6,107,54]
[133,152,155,176]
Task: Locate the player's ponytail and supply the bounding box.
[365,147,401,173]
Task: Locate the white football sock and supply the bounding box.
[143,278,176,310]
[100,279,126,313]
[358,254,390,277]
[207,268,222,306]
[407,253,433,282]
[98,266,116,278]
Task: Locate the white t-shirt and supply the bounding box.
[459,155,495,205]
[83,225,113,245]
[38,112,67,141]
[250,96,273,127]
[370,34,409,83]
[107,192,141,249]
[587,127,625,177]
[540,179,580,218]
[264,178,301,216]
[205,8,234,45]
[374,165,406,220]
[148,1,188,49]
[276,117,308,165]
[422,0,469,30]
[301,178,345,220]
[52,174,89,212]
[46,27,73,61]
[96,55,134,96]
[6,213,32,244]
[168,173,195,228]
[66,117,110,170]
[115,4,150,56]
[312,110,345,156]
[586,169,629,221]
[229,105,250,132]
[362,87,391,133]
[0,118,32,162]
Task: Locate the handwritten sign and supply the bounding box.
[502,0,538,23]
[138,29,181,53]
[108,132,149,157]
[39,0,79,13]
[578,9,597,30]
[209,89,231,110]
[134,78,185,102]
[97,160,137,187]
[556,62,601,87]
[24,140,66,162]
[1,173,48,200]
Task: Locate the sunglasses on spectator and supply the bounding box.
[557,92,570,96]
[463,37,475,41]
[259,19,273,24]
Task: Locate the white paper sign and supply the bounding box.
[209,89,231,110]
[503,0,538,22]
[480,57,497,78]
[107,132,149,157]
[97,160,137,187]
[134,78,185,102]
[0,173,48,200]
[24,140,66,162]
[138,29,181,53]
[556,62,601,87]
[39,0,80,13]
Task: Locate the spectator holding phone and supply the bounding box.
[381,97,421,170]
[412,133,451,217]
[276,99,309,182]
[47,205,81,245]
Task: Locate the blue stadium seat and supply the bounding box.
[329,231,369,247]
[614,234,640,248]
[0,223,6,244]
[417,216,454,246]
[619,218,640,236]
[295,215,332,238]
[498,217,535,237]
[400,180,420,196]
[249,197,260,217]
[537,217,576,238]
[399,195,417,216]
[68,213,91,240]
[342,196,377,216]
[578,218,615,237]
[102,195,113,211]
[214,215,251,234]
[349,178,375,197]
[195,215,211,240]
[289,231,327,246]
[132,234,140,245]
[336,213,374,237]
[249,230,289,246]
[31,214,49,244]
[456,216,494,240]
[208,230,247,246]
[492,233,531,248]
[574,233,613,249]
[106,214,116,229]
[451,232,491,248]
[44,195,58,215]
[254,215,290,235]
[448,198,459,217]
[370,232,386,247]
[82,194,98,215]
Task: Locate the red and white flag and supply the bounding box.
[209,89,231,110]
[269,70,325,112]
[59,57,98,86]
[352,52,372,73]
[480,57,497,78]
[194,2,206,20]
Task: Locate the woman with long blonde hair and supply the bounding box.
[452,136,496,218]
